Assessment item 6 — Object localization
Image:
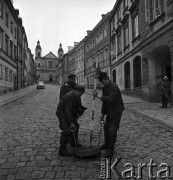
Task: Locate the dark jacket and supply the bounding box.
[59,80,77,100]
[56,91,82,124]
[101,81,125,117]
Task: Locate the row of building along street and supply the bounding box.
[1,0,173,104]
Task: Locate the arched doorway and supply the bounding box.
[124,62,130,89]
[150,46,171,101]
[49,74,53,81]
[113,69,116,83]
[133,56,142,88]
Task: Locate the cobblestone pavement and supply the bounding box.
[0,84,173,180]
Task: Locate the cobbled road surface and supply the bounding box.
[0,84,173,180]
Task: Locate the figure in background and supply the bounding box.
[161,76,170,108]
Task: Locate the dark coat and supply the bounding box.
[59,81,77,100]
[56,91,82,124]
[101,81,125,117]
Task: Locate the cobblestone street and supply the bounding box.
[0,84,173,180]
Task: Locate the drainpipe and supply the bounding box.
[16,26,19,90]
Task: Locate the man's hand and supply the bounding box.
[70,123,76,131]
[93,90,98,98]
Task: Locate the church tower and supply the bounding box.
[35,40,42,58]
[58,43,64,58]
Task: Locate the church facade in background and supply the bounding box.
[35,41,64,82]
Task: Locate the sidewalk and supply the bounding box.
[86,89,173,131]
[0,84,37,107]
[0,85,173,131]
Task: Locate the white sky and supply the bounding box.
[13,0,116,57]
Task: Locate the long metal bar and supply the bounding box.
[89,60,98,147]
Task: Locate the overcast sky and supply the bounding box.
[13,0,116,57]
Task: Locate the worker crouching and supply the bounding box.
[56,85,86,156]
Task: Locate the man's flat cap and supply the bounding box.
[75,85,85,93]
[68,74,76,78]
[97,72,107,82]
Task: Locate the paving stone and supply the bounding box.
[45,171,56,178]
[37,160,50,167]
[32,171,45,178]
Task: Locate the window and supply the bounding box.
[15,28,17,39]
[0,64,2,79]
[124,62,130,89]
[133,56,141,88]
[104,48,108,60]
[124,0,128,11]
[38,63,40,67]
[117,30,122,54]
[10,41,13,58]
[49,61,52,68]
[10,21,13,34]
[113,69,116,83]
[117,8,121,22]
[5,67,8,81]
[124,25,129,47]
[145,0,162,22]
[9,70,12,82]
[5,35,9,54]
[38,52,40,57]
[104,27,108,37]
[0,2,3,19]
[132,14,139,39]
[14,46,17,60]
[0,31,2,49]
[6,13,9,27]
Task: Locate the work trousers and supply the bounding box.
[103,112,122,150]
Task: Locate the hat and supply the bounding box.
[68,74,76,79]
[75,85,85,93]
[97,72,107,82]
[163,76,168,80]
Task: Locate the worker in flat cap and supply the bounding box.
[56,85,86,156]
[160,76,170,108]
[93,71,125,158]
[59,74,77,100]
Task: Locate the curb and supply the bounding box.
[128,109,173,132]
[0,89,37,107]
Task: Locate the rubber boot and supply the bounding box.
[101,134,117,158]
[59,135,73,156]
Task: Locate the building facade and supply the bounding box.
[35,41,63,82]
[26,47,35,86]
[75,39,85,85]
[110,0,173,102]
[0,0,29,94]
[85,13,111,88]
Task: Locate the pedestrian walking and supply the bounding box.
[93,72,125,158]
[160,76,171,108]
[56,85,86,156]
[59,74,77,100]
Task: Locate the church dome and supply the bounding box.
[36,40,42,49]
[58,43,63,52]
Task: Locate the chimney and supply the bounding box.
[87,30,91,35]
[101,14,106,19]
[74,42,79,46]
